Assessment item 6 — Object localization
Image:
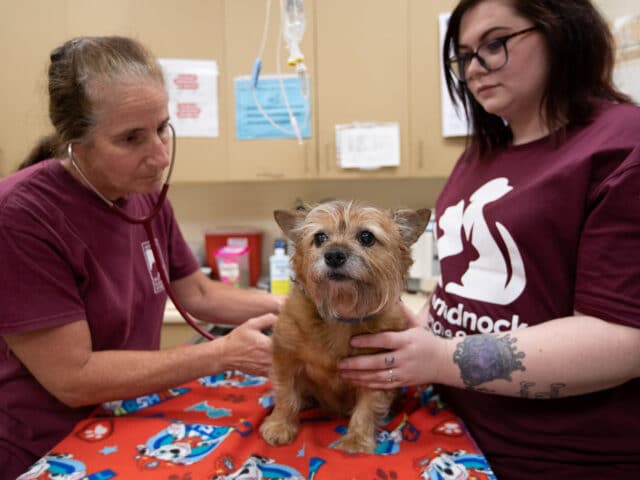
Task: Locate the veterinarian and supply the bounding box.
[339,1,640,478]
[0,36,282,478]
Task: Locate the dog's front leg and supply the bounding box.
[260,366,303,446]
[332,388,395,453]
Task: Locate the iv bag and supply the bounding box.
[282,0,305,66]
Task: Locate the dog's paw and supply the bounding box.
[332,433,376,454]
[260,415,299,446]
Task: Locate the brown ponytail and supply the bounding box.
[18,134,60,170]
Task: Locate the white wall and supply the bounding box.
[595,0,639,19]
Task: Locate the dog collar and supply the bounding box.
[335,315,376,324]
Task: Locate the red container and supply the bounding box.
[205,229,262,286]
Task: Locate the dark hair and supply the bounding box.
[443,0,631,157]
[19,36,164,170]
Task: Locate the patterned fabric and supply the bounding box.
[17,372,495,480]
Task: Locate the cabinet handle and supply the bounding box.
[418,139,425,170]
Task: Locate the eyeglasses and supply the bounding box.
[447,26,539,83]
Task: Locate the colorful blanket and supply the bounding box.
[18,371,496,479]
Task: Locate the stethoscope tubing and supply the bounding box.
[67,123,215,340]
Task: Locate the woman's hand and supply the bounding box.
[339,303,444,389]
[215,313,277,377]
[271,293,288,312]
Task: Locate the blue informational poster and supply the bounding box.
[234,74,311,140]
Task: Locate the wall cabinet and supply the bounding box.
[408,0,465,178]
[1,0,462,181]
[223,0,317,181]
[66,0,229,183]
[314,0,411,179]
[0,1,66,177]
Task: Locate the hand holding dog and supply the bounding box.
[339,303,446,389]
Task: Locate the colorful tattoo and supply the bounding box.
[453,334,526,387]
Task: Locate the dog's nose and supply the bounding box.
[324,248,347,268]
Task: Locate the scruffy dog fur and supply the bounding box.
[260,200,431,453]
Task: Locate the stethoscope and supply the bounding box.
[67,123,215,340]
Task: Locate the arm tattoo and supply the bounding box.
[453,334,526,388]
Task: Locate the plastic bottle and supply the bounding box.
[269,239,291,295]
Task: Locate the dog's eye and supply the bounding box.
[358,230,376,247]
[313,232,328,247]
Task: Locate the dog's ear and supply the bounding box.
[274,209,307,242]
[392,208,431,246]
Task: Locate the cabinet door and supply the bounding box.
[66,0,228,182]
[409,0,465,178]
[1,0,67,175]
[315,0,410,179]
[223,0,317,181]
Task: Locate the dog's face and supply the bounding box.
[274,200,430,321]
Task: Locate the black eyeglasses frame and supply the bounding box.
[447,25,540,83]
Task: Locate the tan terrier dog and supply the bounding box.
[259,200,430,453]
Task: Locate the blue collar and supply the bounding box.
[335,315,376,324]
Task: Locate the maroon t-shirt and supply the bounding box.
[0,160,199,471]
[429,101,640,478]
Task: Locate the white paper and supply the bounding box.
[410,216,437,280]
[611,14,640,104]
[335,122,400,170]
[410,230,433,280]
[159,58,219,138]
[439,12,470,137]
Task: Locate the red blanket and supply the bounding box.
[18,371,496,479]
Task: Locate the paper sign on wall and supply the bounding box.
[159,58,219,138]
[335,122,400,170]
[611,14,640,103]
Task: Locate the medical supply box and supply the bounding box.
[205,228,262,286]
[215,245,250,288]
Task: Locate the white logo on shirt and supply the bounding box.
[142,240,166,294]
[437,177,525,305]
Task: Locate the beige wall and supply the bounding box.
[0,0,454,280]
[2,0,636,280]
[168,177,446,272]
[169,0,640,274]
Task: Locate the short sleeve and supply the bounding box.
[0,224,85,335]
[574,146,640,327]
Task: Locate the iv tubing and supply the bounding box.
[249,0,309,143]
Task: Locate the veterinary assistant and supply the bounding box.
[0,35,282,479]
